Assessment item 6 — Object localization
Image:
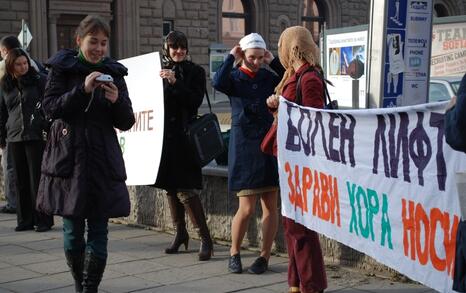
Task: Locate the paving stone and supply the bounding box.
[107,259,169,275]
[22,259,68,275]
[0,266,41,283]
[1,251,60,266]
[100,275,162,293]
[0,275,66,292]
[19,238,64,251]
[0,203,439,293]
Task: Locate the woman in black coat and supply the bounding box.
[36,15,135,293]
[152,31,213,261]
[0,48,53,232]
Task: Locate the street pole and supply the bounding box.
[21,19,27,49]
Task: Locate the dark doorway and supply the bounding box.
[56,14,85,50]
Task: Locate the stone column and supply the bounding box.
[114,0,140,59]
[29,0,48,61]
[48,16,58,57]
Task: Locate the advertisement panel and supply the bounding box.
[326,30,367,108]
[431,21,466,77]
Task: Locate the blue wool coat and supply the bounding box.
[445,73,466,153]
[212,54,284,191]
[445,74,466,292]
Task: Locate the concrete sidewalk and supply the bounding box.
[0,209,436,293]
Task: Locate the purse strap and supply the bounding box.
[296,66,334,106]
[205,89,213,114]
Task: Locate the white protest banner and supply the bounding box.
[118,52,164,185]
[277,98,466,293]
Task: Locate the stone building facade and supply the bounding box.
[0,0,465,72]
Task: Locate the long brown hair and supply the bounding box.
[5,48,32,77]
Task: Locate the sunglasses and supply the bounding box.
[168,44,187,50]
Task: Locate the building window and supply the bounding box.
[302,0,325,43]
[222,0,252,47]
[163,20,174,37]
[57,14,86,51]
[434,4,449,17]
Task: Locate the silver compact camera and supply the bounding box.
[95,74,114,83]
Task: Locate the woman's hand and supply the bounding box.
[101,82,119,104]
[266,94,279,109]
[230,45,243,61]
[159,69,176,85]
[446,96,457,111]
[84,71,104,93]
[264,50,275,65]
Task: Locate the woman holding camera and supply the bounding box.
[152,30,214,261]
[36,15,135,293]
[0,48,53,232]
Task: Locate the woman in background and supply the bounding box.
[153,30,214,261]
[0,48,52,232]
[266,26,327,293]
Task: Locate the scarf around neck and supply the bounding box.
[77,49,103,69]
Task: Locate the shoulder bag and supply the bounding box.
[296,67,338,109]
[260,113,278,157]
[186,90,225,167]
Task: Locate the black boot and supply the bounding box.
[82,251,106,293]
[65,250,84,293]
[184,195,213,261]
[165,195,189,254]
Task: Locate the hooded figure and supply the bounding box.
[266,26,327,293]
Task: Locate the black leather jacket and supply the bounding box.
[0,71,47,146]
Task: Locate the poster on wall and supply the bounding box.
[326,30,367,108]
[431,21,466,77]
[118,52,164,185]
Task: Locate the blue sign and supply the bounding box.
[387,0,407,29]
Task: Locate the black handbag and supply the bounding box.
[186,90,225,167]
[296,66,338,110]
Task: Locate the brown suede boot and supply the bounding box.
[165,194,189,254]
[183,195,213,261]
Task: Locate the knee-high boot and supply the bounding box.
[65,250,84,293]
[165,194,189,254]
[82,251,106,293]
[183,195,213,261]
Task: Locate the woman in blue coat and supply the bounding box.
[212,33,284,274]
[445,73,466,292]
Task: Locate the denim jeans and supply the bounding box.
[63,217,109,259]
